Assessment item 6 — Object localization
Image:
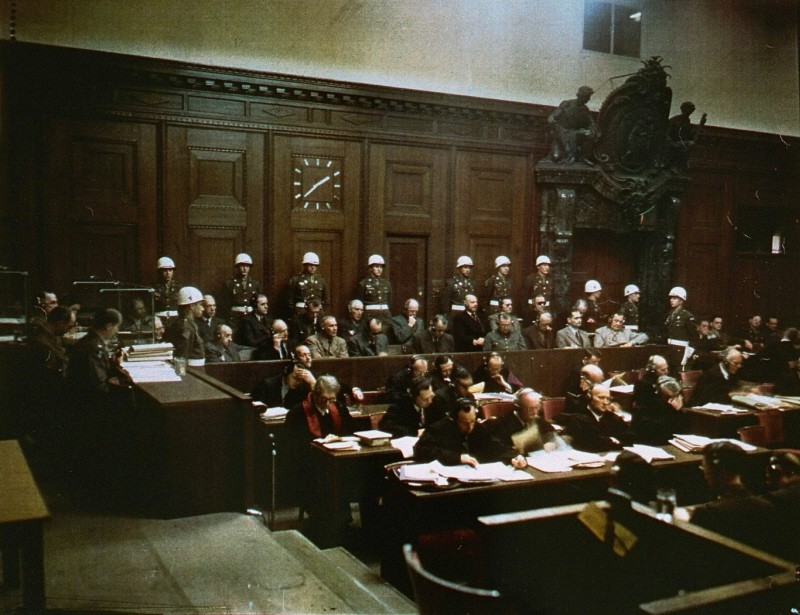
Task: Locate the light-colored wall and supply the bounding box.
[2,0,798,135]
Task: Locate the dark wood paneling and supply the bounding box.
[674,174,732,321]
[370,144,448,316]
[164,126,264,294]
[44,118,157,289]
[387,237,427,317]
[454,152,528,303]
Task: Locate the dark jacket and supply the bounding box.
[410,329,455,354]
[205,340,242,363]
[347,331,389,357]
[452,311,487,352]
[379,396,446,438]
[690,364,739,407]
[236,312,273,349]
[560,406,632,452]
[414,417,516,465]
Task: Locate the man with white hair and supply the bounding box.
[205,323,242,363]
[339,299,365,341]
[561,383,631,452]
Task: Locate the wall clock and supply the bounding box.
[293,156,342,211]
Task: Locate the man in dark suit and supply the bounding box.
[555,309,591,349]
[411,315,455,354]
[451,294,486,352]
[689,441,775,552]
[196,294,226,344]
[561,383,632,452]
[258,318,291,361]
[486,388,560,454]
[385,355,429,404]
[414,397,527,468]
[236,293,272,350]
[251,360,315,408]
[690,347,743,406]
[523,312,556,350]
[391,298,426,347]
[347,317,389,357]
[205,324,242,363]
[379,376,444,437]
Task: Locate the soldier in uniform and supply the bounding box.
[165,286,206,367]
[357,254,392,329]
[222,253,261,323]
[664,286,696,344]
[153,256,180,318]
[523,255,553,318]
[484,256,513,314]
[442,255,477,319]
[620,284,642,332]
[583,279,605,332]
[288,252,329,314]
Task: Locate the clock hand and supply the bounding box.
[303,175,331,198]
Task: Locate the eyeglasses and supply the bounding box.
[536,301,546,305]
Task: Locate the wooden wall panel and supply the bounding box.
[164,127,264,296]
[44,118,157,291]
[454,152,528,305]
[370,144,449,317]
[271,135,361,317]
[674,174,732,322]
[570,229,637,315]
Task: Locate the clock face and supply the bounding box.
[292,156,342,211]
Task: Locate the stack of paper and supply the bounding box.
[259,406,289,420]
[698,403,749,414]
[121,360,182,383]
[669,434,757,453]
[623,444,675,463]
[125,342,174,362]
[395,460,533,484]
[526,450,607,473]
[391,436,419,459]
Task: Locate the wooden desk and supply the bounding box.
[302,441,403,548]
[477,502,798,614]
[130,373,247,518]
[0,440,50,612]
[380,445,762,593]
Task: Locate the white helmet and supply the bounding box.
[669,286,687,301]
[494,255,511,268]
[156,256,175,270]
[368,254,385,266]
[235,253,253,266]
[456,255,474,268]
[177,286,203,306]
[302,252,320,265]
[584,280,602,293]
[535,255,551,266]
[624,284,640,297]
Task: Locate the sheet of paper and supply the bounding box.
[624,444,675,463]
[261,407,289,419]
[435,461,513,482]
[397,462,441,482]
[391,436,419,459]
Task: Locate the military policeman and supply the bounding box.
[357,254,392,328]
[620,284,642,331]
[223,253,261,322]
[583,279,605,332]
[664,286,696,344]
[288,252,329,314]
[442,255,477,317]
[166,286,206,367]
[484,255,513,315]
[154,256,180,318]
[523,255,553,317]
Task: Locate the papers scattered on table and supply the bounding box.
[697,403,750,414]
[259,406,289,420]
[526,449,607,473]
[669,434,757,453]
[730,393,783,411]
[623,444,675,463]
[610,383,635,394]
[120,360,182,383]
[395,460,533,484]
[391,436,419,459]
